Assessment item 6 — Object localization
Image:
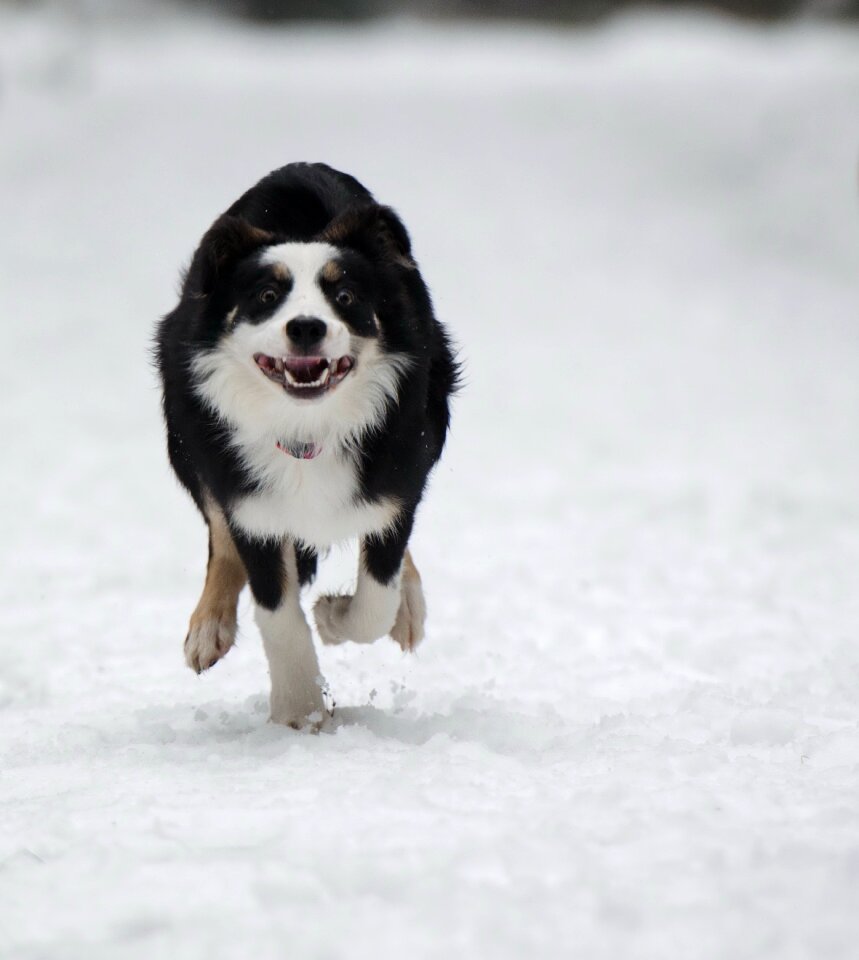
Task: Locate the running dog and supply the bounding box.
[156,163,458,728]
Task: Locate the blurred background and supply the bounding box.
[2,0,859,19]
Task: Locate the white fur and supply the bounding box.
[315,560,402,646]
[190,242,410,547]
[231,446,401,548]
[255,545,326,728]
[258,243,353,360]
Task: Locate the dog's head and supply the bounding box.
[185,204,420,443]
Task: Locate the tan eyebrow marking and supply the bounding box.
[320,259,343,284]
[271,262,292,283]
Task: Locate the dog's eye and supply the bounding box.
[258,287,279,305]
[335,288,355,308]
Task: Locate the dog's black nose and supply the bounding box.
[286,316,327,351]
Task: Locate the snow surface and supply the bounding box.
[1,7,859,958]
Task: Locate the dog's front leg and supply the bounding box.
[315,516,425,651]
[185,500,247,673]
[233,531,326,729]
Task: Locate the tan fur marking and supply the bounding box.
[321,259,343,283]
[390,548,426,653]
[319,214,356,247]
[185,500,247,673]
[244,224,275,246]
[402,548,420,583]
[271,262,292,283]
[320,208,416,270]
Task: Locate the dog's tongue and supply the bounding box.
[284,357,328,384]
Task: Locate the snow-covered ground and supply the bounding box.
[1,6,858,958]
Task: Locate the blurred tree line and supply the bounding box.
[170,0,859,20]
[3,0,858,18]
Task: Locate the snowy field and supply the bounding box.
[1,5,859,958]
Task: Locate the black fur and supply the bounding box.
[156,163,458,610]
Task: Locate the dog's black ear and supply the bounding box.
[320,204,415,270]
[186,215,275,297]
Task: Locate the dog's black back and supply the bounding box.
[225,162,374,237]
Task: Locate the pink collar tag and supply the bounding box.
[276,440,322,460]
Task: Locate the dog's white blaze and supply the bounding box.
[260,242,352,358]
[191,241,410,547]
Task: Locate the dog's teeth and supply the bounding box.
[280,360,333,390]
[275,358,284,373]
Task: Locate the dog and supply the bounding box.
[156,163,458,728]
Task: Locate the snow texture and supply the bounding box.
[1,7,859,959]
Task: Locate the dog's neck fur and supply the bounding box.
[190,338,410,455]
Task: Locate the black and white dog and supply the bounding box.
[157,163,458,728]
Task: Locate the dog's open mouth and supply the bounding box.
[253,354,355,399]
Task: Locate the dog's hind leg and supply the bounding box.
[184,500,247,674]
[390,549,426,653]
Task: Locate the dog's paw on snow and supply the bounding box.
[184,616,236,673]
[270,707,329,733]
[270,684,329,732]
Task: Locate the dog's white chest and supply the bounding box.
[230,442,398,548]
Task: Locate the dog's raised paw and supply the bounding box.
[184,616,236,673]
[313,594,352,646]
